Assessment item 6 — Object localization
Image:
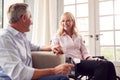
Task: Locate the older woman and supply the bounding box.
[51,12,117,80]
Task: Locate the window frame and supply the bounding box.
[0,0,3,28]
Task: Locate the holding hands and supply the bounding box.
[52,45,63,55]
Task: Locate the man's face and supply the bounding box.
[24,12,32,32]
[20,9,33,33]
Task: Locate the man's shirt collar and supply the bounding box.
[6,26,26,39]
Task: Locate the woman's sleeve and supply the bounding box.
[79,35,91,59]
[51,34,60,46]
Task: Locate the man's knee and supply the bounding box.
[57,75,69,80]
[37,74,69,80]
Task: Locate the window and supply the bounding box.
[99,0,120,61]
[64,0,120,62]
[0,0,3,29]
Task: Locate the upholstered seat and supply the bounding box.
[32,51,65,69]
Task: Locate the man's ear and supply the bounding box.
[21,14,26,22]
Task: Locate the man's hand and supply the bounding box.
[52,45,63,55]
[54,63,74,75]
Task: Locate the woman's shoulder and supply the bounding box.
[76,33,82,38]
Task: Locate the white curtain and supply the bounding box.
[32,0,58,46]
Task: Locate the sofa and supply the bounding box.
[32,51,65,69]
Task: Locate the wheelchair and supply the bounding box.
[67,57,120,80]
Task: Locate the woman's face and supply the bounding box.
[61,16,74,32]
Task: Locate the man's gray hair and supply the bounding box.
[7,3,28,23]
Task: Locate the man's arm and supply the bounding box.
[30,42,52,51]
[32,63,74,79]
[40,45,52,51]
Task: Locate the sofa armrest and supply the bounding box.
[32,51,65,69]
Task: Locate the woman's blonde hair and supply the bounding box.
[57,12,78,36]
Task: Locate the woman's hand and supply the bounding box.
[86,56,102,61]
[93,57,102,61]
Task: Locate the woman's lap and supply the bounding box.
[76,60,116,80]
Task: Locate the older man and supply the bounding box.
[0,3,73,80]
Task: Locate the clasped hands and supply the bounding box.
[52,45,63,55]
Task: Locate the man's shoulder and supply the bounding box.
[0,29,7,36]
[0,29,11,39]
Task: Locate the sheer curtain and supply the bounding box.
[32,0,58,46]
